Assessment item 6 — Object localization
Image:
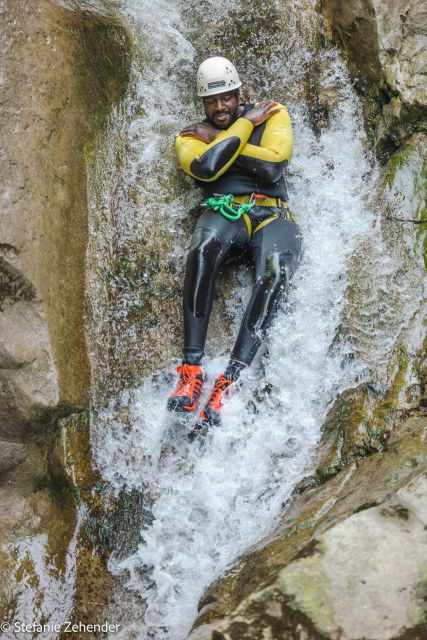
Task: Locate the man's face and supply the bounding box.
[203,91,239,129]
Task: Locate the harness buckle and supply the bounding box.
[271,206,297,223]
[249,193,268,206]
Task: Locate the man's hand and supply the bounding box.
[179,122,220,144]
[244,100,281,127]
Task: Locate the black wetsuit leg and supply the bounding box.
[183,209,249,364]
[231,216,302,365]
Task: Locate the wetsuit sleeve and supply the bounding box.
[175,118,254,182]
[237,104,293,183]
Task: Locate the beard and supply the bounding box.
[206,104,240,129]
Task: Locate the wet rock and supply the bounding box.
[0,440,28,476]
[0,299,59,433]
[313,384,373,481]
[0,0,134,631]
[49,411,149,630]
[0,408,148,633]
[275,472,427,639]
[186,121,427,639]
[0,0,131,430]
[322,0,427,154]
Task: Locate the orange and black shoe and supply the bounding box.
[167,364,204,413]
[198,373,233,427]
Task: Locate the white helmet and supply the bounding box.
[196,57,242,97]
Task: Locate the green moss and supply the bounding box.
[369,346,408,434]
[285,519,317,539]
[316,344,413,482]
[73,21,132,163]
[277,557,337,637]
[410,566,427,631]
[414,164,427,269]
[386,146,412,188]
[316,386,373,481]
[353,501,378,513]
[414,163,427,219]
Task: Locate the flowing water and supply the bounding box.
[85,0,426,638]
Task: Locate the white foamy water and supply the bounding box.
[86,1,383,637]
[2,505,86,640]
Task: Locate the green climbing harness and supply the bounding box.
[202,194,255,221]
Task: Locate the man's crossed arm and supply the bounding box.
[175,101,293,183]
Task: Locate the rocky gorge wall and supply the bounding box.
[0,0,132,628]
[0,0,131,431]
[322,0,427,154]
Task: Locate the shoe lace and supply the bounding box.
[208,375,232,409]
[175,364,203,398]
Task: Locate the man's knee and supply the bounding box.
[188,228,223,262]
[247,253,291,331]
[256,252,289,290]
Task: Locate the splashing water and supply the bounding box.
[2,505,86,640]
[85,0,425,638]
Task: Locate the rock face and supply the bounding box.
[0,0,131,432]
[0,0,133,630]
[322,0,427,153]
[275,473,427,640]
[1,0,425,635]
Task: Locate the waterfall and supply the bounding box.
[85,0,424,638]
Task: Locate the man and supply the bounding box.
[168,56,301,430]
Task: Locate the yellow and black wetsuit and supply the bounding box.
[176,102,293,198]
[175,102,301,368]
